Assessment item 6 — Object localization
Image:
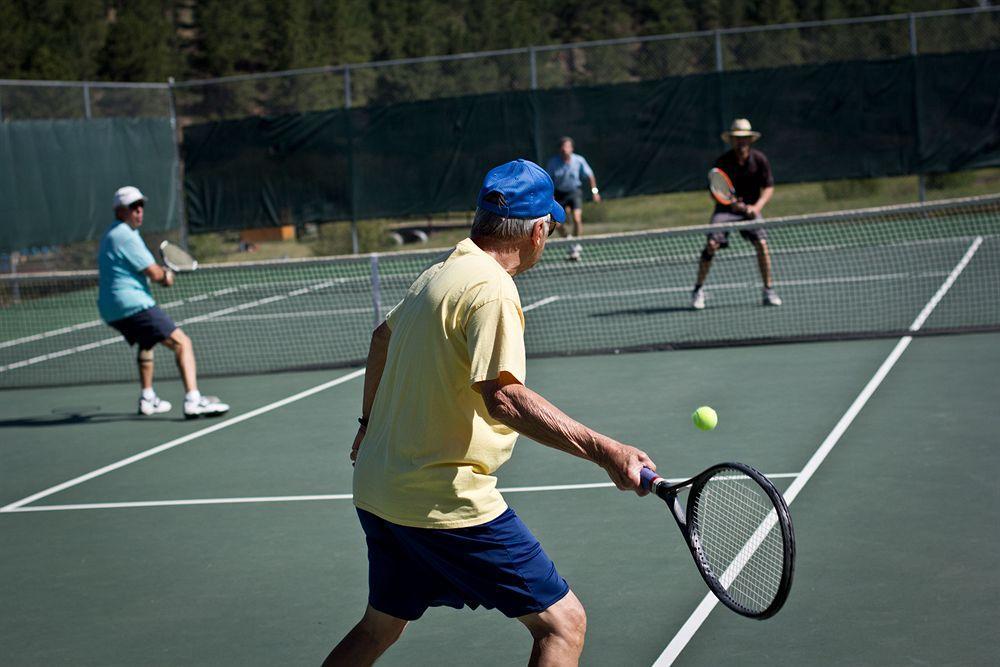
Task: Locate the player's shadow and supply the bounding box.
[0,411,177,428]
[591,303,750,318]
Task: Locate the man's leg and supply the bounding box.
[572,208,583,239]
[695,238,719,287]
[137,348,154,390]
[691,238,719,309]
[518,590,587,667]
[322,605,408,667]
[753,238,773,288]
[161,328,197,393]
[136,347,172,415]
[752,238,782,306]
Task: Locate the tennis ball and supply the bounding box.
[692,406,718,431]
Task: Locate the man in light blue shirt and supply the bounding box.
[98,186,228,418]
[545,137,601,261]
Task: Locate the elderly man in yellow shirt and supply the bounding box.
[324,159,656,667]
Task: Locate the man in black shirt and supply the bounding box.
[691,118,781,309]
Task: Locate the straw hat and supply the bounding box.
[721,118,761,143]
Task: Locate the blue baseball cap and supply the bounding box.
[477,159,566,224]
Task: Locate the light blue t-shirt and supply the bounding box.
[97,221,157,322]
[545,153,595,193]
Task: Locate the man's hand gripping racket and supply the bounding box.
[640,463,795,619]
[708,168,755,218]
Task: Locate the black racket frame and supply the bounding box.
[650,461,795,619]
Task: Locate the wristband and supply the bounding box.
[591,187,599,195]
[358,416,369,429]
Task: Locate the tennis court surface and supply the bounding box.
[2,197,999,665]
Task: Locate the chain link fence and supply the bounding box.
[1,8,996,123]
[1,6,997,263]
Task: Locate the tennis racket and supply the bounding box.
[708,168,739,206]
[640,463,795,619]
[159,241,198,273]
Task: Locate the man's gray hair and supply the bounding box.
[471,207,551,241]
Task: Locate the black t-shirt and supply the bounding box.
[713,148,774,212]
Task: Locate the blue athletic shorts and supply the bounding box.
[108,306,177,350]
[357,507,570,620]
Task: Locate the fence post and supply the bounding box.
[344,65,352,109]
[167,77,190,249]
[714,30,724,72]
[83,83,92,119]
[909,14,926,203]
[529,47,538,90]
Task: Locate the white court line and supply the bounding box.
[523,295,562,312]
[0,282,342,374]
[652,236,984,667]
[0,288,239,350]
[0,473,804,514]
[0,368,366,513]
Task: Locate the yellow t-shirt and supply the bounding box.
[352,238,527,529]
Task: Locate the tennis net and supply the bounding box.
[2,194,998,389]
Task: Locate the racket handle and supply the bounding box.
[640,467,661,491]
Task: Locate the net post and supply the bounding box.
[9,250,21,303]
[370,253,382,328]
[167,77,190,250]
[83,83,92,119]
[0,85,5,121]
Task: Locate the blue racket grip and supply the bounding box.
[640,467,660,491]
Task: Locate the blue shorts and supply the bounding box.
[357,507,570,621]
[108,306,177,350]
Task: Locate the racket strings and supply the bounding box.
[161,244,196,271]
[690,473,786,614]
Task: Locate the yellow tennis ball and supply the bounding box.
[692,406,718,431]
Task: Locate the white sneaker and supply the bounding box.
[763,287,783,306]
[184,395,230,419]
[138,395,172,416]
[567,243,582,262]
[691,287,706,310]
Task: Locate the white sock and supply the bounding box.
[185,390,202,403]
[141,388,156,401]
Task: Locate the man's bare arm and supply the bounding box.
[351,321,391,463]
[749,186,774,216]
[478,375,654,494]
[144,264,174,286]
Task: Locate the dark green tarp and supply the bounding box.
[0,117,177,251]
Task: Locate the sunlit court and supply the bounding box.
[3,4,1000,666]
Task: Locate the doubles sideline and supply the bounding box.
[651,236,984,666]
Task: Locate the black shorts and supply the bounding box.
[555,188,583,211]
[108,306,177,350]
[707,211,767,248]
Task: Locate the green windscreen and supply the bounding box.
[2,195,997,389]
[0,117,178,251]
[182,50,1000,232]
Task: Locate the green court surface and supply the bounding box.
[2,332,998,666]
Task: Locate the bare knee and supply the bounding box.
[522,591,587,651]
[164,329,191,353]
[355,606,407,650]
